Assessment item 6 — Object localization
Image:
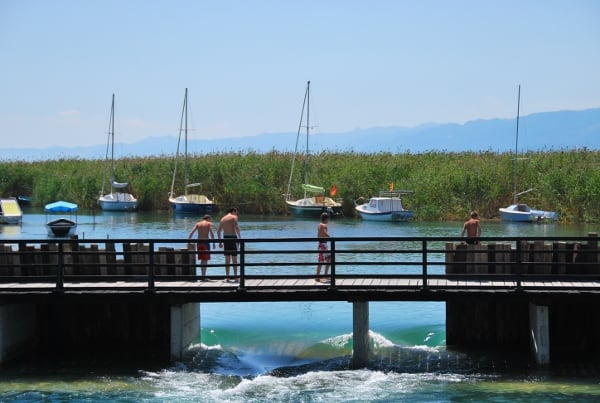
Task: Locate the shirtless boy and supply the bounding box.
[188,214,215,280]
[316,212,331,282]
[461,211,482,245]
[217,208,242,282]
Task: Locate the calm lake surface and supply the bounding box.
[1,210,600,402]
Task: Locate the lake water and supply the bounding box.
[1,211,600,402]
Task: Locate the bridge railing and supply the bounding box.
[0,234,598,291]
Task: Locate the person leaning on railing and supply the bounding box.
[461,211,482,245]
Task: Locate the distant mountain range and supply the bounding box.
[2,108,599,161]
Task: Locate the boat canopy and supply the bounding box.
[45,201,78,213]
[302,184,325,194]
[111,180,129,189]
[378,190,414,197]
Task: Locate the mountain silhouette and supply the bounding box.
[2,108,598,161]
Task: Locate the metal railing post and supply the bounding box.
[516,240,522,289]
[330,240,336,288]
[56,241,64,291]
[239,241,246,289]
[148,241,155,291]
[422,240,428,289]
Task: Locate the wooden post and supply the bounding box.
[351,300,369,369]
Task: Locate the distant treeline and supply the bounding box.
[1,150,598,222]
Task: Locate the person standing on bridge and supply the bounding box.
[188,214,215,281]
[316,212,331,282]
[217,208,242,282]
[461,211,482,245]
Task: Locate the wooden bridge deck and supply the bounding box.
[0,234,598,302]
[2,275,600,304]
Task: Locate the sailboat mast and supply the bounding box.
[170,89,187,198]
[183,88,189,193]
[304,80,310,186]
[110,94,116,190]
[286,81,310,199]
[513,84,521,205]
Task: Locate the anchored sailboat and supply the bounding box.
[499,85,557,222]
[284,81,342,216]
[168,88,215,214]
[98,94,138,211]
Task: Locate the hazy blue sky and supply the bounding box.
[1,0,599,150]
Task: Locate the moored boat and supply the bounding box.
[168,88,215,214]
[284,81,342,217]
[45,200,78,237]
[499,85,557,222]
[98,94,138,211]
[0,197,23,224]
[499,204,558,222]
[355,190,413,222]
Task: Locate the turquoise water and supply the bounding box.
[1,211,600,401]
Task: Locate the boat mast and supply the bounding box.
[110,93,116,192]
[513,84,521,205]
[183,88,189,194]
[101,94,115,196]
[304,80,310,188]
[286,81,310,199]
[170,89,187,198]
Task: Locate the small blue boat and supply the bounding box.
[45,200,78,237]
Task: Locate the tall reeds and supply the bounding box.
[0,150,597,222]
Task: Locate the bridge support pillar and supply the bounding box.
[0,304,37,364]
[351,300,369,368]
[529,303,550,365]
[170,303,200,361]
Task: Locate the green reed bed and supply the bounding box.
[0,150,598,222]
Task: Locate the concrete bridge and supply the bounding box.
[0,233,598,367]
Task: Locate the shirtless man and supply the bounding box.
[188,214,215,280]
[461,211,482,245]
[316,212,331,282]
[217,208,241,282]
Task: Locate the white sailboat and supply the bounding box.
[284,81,342,217]
[499,85,557,222]
[98,94,138,211]
[168,88,215,214]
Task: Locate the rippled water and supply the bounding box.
[1,211,599,401]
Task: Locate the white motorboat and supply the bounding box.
[355,190,413,222]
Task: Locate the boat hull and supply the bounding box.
[499,204,558,222]
[356,209,414,222]
[98,192,138,211]
[169,195,215,214]
[286,198,343,217]
[46,218,77,237]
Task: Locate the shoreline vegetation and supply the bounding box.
[1,150,598,223]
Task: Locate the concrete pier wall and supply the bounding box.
[171,303,200,361]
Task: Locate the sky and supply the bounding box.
[1,0,599,150]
